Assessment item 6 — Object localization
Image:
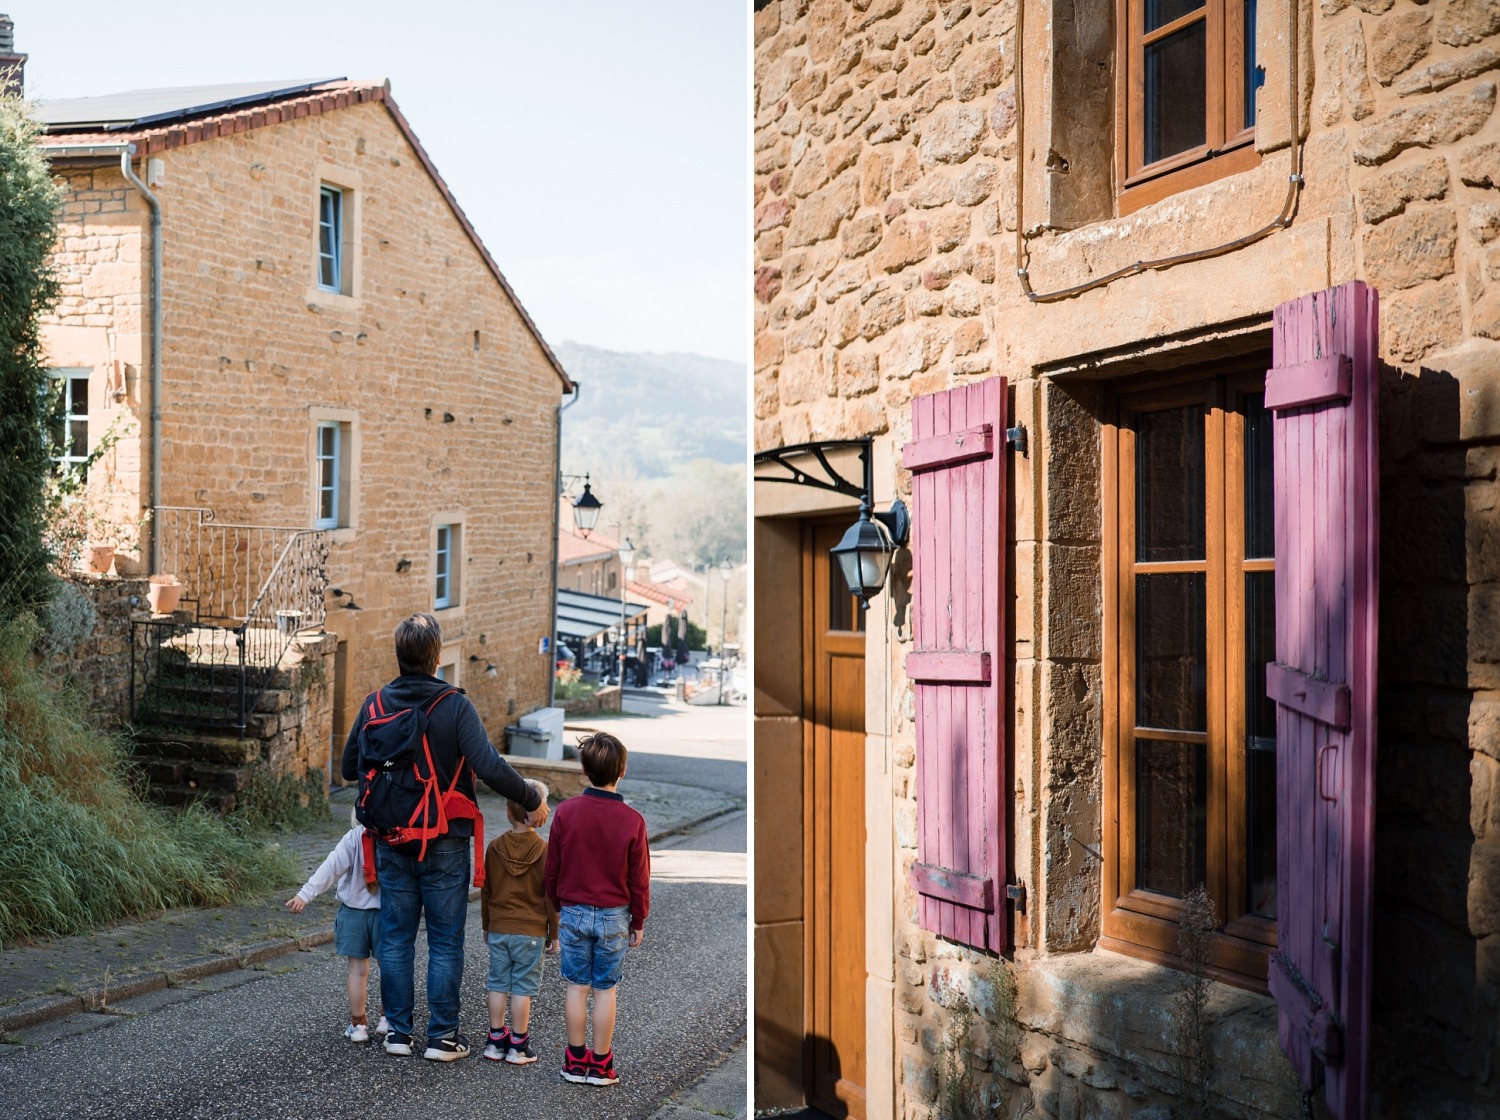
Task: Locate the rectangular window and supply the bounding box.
[48,371,90,474]
[1117,0,1260,210]
[434,523,461,609]
[1103,364,1277,984]
[314,422,341,528]
[318,186,343,292]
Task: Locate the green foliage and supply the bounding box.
[0,95,62,617]
[553,664,597,701]
[646,619,706,651]
[38,580,97,658]
[0,616,297,945]
[934,997,978,1120]
[230,768,331,834]
[42,413,143,571]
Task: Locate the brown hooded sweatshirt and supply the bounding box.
[481,830,559,939]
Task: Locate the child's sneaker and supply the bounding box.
[383,1031,413,1056]
[423,1033,472,1062]
[561,1047,592,1083]
[484,1029,513,1061]
[586,1049,620,1086]
[505,1031,538,1065]
[343,1022,370,1043]
[375,1016,390,1036]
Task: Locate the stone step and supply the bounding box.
[133,732,261,766]
[137,679,292,714]
[146,784,237,815]
[133,707,280,740]
[139,758,254,792]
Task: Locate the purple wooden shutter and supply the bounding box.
[1266,281,1379,1120]
[902,378,1008,951]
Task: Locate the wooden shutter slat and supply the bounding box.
[903,378,1008,952]
[906,650,991,683]
[910,862,995,911]
[903,424,995,472]
[1266,662,1351,729]
[1270,282,1379,1120]
[1265,355,1353,411]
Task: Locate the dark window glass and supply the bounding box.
[1136,572,1208,731]
[1246,568,1277,917]
[1136,405,1206,562]
[1245,0,1261,131]
[1144,21,1207,165]
[1244,392,1274,558]
[1136,736,1208,897]
[319,187,341,291]
[829,563,866,633]
[1145,0,1204,32]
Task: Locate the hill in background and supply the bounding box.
[555,342,746,568]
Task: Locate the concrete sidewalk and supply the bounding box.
[0,775,741,1036]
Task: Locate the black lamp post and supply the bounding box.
[830,498,910,609]
[572,475,602,538]
[717,559,732,704]
[617,536,634,688]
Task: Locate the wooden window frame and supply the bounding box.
[1115,0,1259,215]
[1100,359,1277,989]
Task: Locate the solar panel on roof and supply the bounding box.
[34,78,345,131]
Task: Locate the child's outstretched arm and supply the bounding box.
[286,829,358,913]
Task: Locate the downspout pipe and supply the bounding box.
[118,145,162,572]
[549,380,581,708]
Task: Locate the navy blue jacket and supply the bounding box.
[341,674,541,839]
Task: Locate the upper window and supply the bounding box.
[1102,365,1277,984]
[48,370,90,474]
[318,185,345,293]
[1117,0,1261,211]
[434,522,462,609]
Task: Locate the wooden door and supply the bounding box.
[804,519,867,1120]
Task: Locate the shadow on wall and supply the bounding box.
[1371,359,1492,1112]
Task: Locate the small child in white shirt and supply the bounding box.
[285,814,388,1042]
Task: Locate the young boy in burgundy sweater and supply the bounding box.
[543,732,651,1087]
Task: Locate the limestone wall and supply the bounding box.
[755,0,1500,1116]
[40,96,566,765]
[46,574,148,725]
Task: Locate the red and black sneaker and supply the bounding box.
[561,1047,592,1084]
[586,1049,620,1086]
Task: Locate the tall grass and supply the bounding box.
[0,616,296,945]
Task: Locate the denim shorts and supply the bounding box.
[558,904,631,990]
[486,932,546,997]
[334,903,381,958]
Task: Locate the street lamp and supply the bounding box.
[717,559,732,705]
[571,474,603,538]
[617,536,635,689]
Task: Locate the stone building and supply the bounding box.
[753,1,1500,1118]
[33,72,572,783]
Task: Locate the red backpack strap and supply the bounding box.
[361,829,378,890]
[441,791,486,888]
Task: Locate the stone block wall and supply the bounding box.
[47,574,147,725]
[755,0,1500,1116]
[40,93,566,762]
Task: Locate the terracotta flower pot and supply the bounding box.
[82,543,115,575]
[147,574,182,615]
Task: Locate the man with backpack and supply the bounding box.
[342,612,547,1062]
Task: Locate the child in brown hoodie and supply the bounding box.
[480,778,559,1064]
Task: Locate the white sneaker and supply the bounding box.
[344,1023,370,1043]
[375,1016,391,1035]
[383,1032,413,1056]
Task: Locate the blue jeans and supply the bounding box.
[558,904,631,990]
[375,835,469,1040]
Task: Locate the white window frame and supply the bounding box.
[49,368,91,473]
[308,407,358,538]
[318,185,343,293]
[314,421,341,529]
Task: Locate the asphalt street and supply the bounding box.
[0,809,746,1120]
[594,692,746,796]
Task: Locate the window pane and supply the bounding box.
[1244,392,1274,559]
[1245,0,1261,131]
[1144,20,1207,165]
[829,562,865,633]
[1246,568,1277,917]
[1145,0,1203,32]
[1136,572,1207,731]
[69,422,88,461]
[1136,736,1208,898]
[435,526,450,602]
[1136,405,1205,562]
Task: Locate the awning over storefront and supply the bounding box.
[556,588,650,642]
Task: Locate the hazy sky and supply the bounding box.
[17,2,749,364]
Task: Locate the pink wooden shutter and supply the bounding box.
[1266,281,1379,1120]
[902,378,1008,951]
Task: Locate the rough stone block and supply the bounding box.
[918,103,987,164]
[1358,156,1448,225]
[1363,206,1456,289]
[1384,280,1464,361]
[1395,46,1500,98]
[787,172,859,247]
[1370,8,1433,85]
[1438,0,1500,47]
[1355,82,1495,166]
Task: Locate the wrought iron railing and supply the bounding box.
[133,509,328,735]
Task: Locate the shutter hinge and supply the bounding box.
[1006,424,1028,457]
[1006,881,1027,914]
